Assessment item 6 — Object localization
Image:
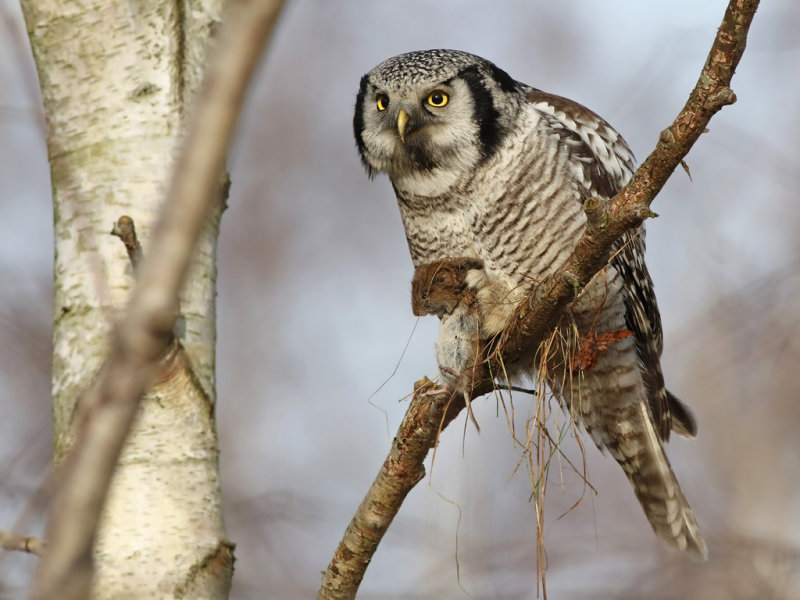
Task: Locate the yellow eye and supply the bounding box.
[376,94,389,111]
[427,91,449,107]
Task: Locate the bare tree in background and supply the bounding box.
[7,0,283,598]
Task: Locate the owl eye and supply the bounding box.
[427,91,449,107]
[376,94,389,111]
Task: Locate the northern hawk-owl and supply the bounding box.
[354,49,706,559]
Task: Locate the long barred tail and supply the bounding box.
[602,400,707,560]
[554,266,706,559]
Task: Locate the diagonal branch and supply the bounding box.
[317,379,463,600]
[499,0,758,357]
[317,0,760,597]
[31,2,286,599]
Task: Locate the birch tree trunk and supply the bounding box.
[21,0,231,597]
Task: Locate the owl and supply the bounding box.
[353,49,706,559]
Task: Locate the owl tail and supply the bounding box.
[605,400,708,561]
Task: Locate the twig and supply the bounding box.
[31,2,286,599]
[0,528,47,557]
[110,215,144,271]
[110,215,182,332]
[317,0,760,597]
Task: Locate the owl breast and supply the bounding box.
[394,104,588,295]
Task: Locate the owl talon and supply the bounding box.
[418,384,451,399]
[439,367,480,432]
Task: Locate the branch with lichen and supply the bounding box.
[317,1,760,598]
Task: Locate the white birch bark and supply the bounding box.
[21,0,231,597]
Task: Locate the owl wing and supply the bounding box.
[526,88,689,441]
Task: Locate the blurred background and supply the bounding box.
[2,0,799,598]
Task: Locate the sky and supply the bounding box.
[2,0,800,598]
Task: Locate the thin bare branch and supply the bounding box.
[31,1,286,599]
[110,215,144,271]
[317,379,464,600]
[318,0,760,597]
[0,528,46,557]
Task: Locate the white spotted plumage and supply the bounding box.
[354,49,705,559]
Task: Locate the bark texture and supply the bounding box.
[22,0,227,597]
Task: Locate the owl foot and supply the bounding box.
[439,366,480,432]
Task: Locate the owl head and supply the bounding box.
[353,50,522,186]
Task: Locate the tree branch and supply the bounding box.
[110,215,144,271]
[317,0,760,597]
[0,528,46,557]
[31,1,285,599]
[318,379,463,599]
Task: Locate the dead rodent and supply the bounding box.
[411,257,486,430]
[411,257,484,317]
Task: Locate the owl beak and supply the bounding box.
[397,109,409,144]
